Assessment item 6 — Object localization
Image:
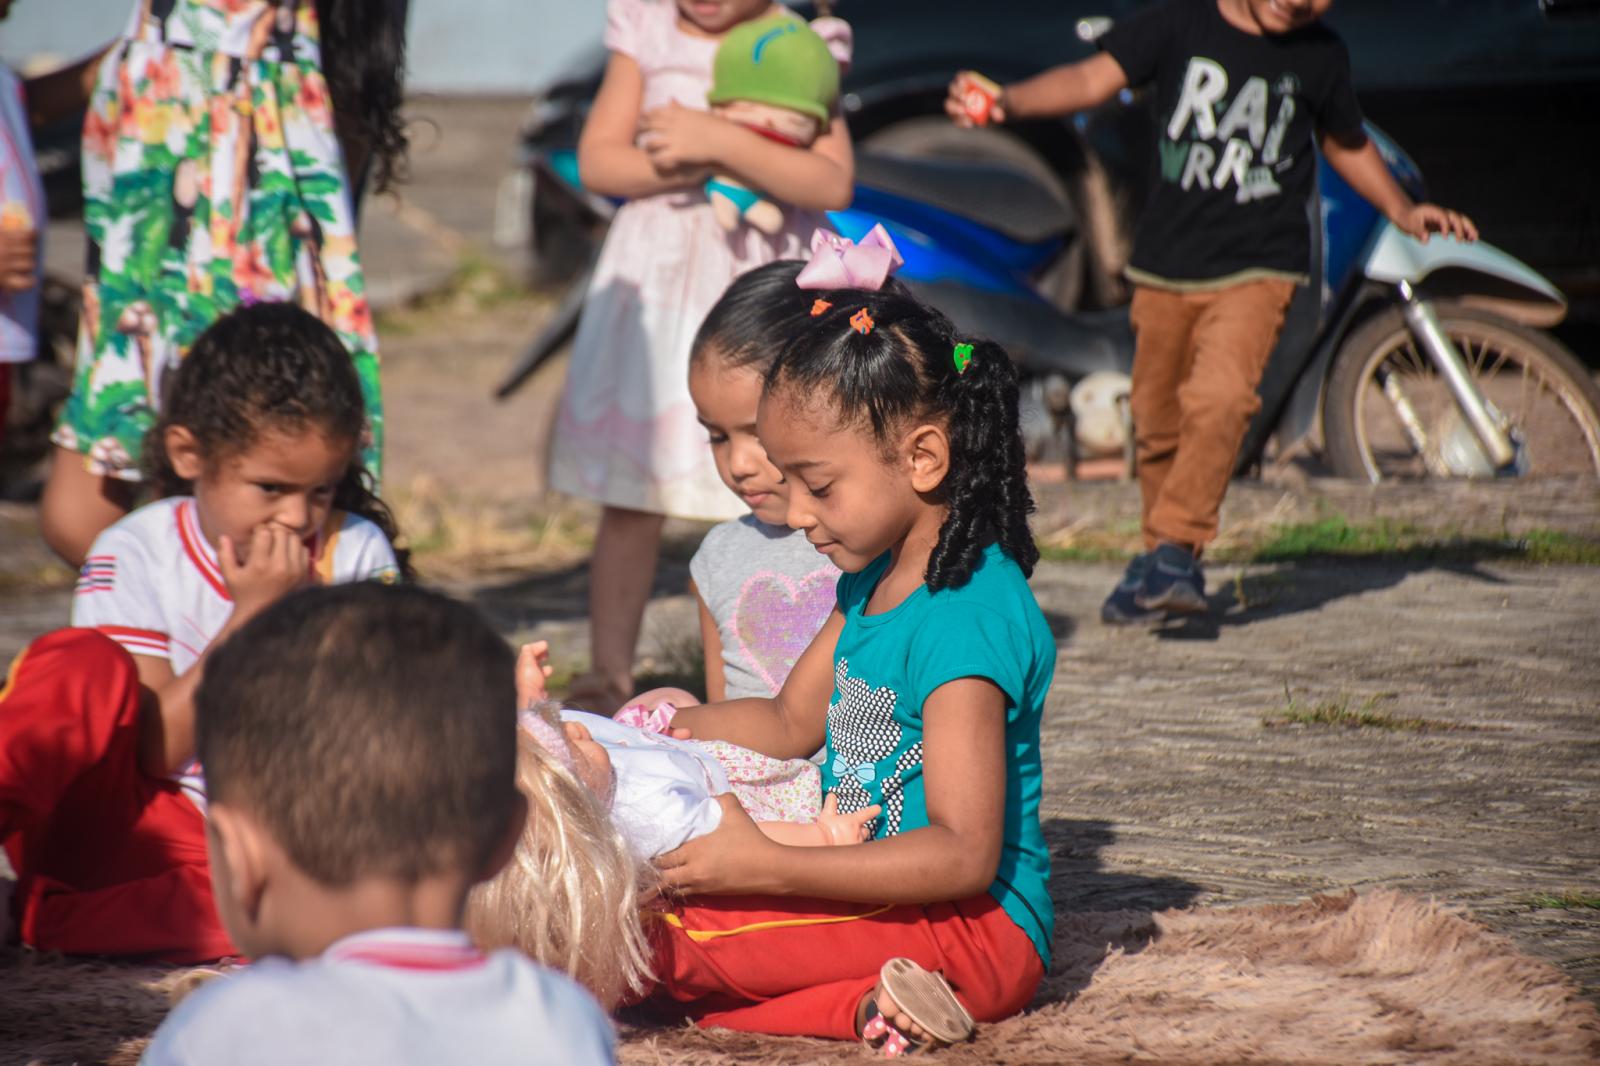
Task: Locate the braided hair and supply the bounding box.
[142,302,413,580]
[765,288,1037,591]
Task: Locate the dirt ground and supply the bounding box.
[3,290,1595,1010]
[2,93,1596,1019]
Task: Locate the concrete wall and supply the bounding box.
[0,0,600,94]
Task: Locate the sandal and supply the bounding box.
[860,957,975,1057]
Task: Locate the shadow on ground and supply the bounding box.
[1041,819,1203,1005]
[1156,556,1511,642]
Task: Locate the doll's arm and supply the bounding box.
[755,795,881,847]
[515,642,557,708]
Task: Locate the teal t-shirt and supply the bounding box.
[820,543,1057,965]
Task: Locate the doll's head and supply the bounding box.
[707,16,840,146]
[465,702,651,1009]
[517,703,618,808]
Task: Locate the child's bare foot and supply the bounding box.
[516,641,554,707]
[856,958,974,1057]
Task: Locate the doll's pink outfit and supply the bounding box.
[547,0,845,520]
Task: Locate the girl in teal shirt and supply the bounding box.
[655,282,1056,1057]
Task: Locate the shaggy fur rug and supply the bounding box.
[2,891,1595,1066]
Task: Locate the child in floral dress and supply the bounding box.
[42,0,404,566]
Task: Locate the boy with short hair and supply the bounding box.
[140,583,616,1065]
[949,0,1476,624]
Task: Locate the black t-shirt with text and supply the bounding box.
[1100,0,1364,285]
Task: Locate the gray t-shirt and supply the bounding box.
[689,516,840,700]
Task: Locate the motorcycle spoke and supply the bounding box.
[1378,371,1437,471]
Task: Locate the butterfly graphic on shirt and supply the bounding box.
[825,659,921,836]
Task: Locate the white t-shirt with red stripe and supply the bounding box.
[71,496,399,808]
[140,927,616,1066]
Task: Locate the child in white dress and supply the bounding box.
[550,0,854,713]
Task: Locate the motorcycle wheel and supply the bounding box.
[860,117,1087,311]
[1322,300,1600,483]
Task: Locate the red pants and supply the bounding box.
[0,629,234,962]
[642,893,1044,1040]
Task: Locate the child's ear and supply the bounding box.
[478,792,529,884]
[164,425,206,482]
[208,804,271,928]
[905,422,951,495]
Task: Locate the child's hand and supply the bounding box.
[945,71,1006,128]
[516,641,555,708]
[639,104,728,172]
[219,525,310,617]
[1394,203,1477,244]
[657,793,776,894]
[815,793,881,845]
[0,219,39,293]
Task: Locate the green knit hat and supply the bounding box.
[707,16,840,125]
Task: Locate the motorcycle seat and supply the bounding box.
[854,152,1076,245]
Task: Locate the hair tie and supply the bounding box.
[796,224,904,291]
[953,342,974,374]
[518,706,577,774]
[810,299,832,316]
[850,308,875,335]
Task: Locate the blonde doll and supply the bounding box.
[465,644,878,1009]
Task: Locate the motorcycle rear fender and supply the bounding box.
[1362,221,1567,328]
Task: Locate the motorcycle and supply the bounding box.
[497,120,1600,485]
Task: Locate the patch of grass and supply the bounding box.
[1526,891,1600,911]
[392,475,595,579]
[1264,685,1458,733]
[374,252,531,337]
[0,562,77,594]
[1036,518,1143,563]
[1213,516,1600,567]
[1034,513,1600,569]
[1515,530,1600,566]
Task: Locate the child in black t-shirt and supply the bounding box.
[948,0,1476,624]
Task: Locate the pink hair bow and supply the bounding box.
[795,224,904,292]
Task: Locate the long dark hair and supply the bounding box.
[692,260,916,373]
[142,302,413,579]
[765,288,1037,591]
[312,0,409,194]
[691,260,811,373]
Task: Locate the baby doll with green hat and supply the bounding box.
[705,15,843,235]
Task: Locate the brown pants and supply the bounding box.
[1129,279,1296,549]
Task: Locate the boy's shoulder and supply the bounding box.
[144,943,614,1065]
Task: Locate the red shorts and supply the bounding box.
[0,629,234,962]
[642,892,1044,1040]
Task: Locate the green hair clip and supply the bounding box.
[952,342,974,375]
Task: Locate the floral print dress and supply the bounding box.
[54,0,381,482]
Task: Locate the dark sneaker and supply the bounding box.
[1100,552,1165,625]
[1136,543,1208,614]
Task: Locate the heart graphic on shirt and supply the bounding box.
[728,568,837,694]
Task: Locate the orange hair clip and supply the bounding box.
[810,299,832,316]
[850,308,875,335]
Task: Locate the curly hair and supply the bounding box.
[465,701,655,1010]
[765,288,1038,591]
[312,0,409,194]
[141,302,412,579]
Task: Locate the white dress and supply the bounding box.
[546,0,841,520]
